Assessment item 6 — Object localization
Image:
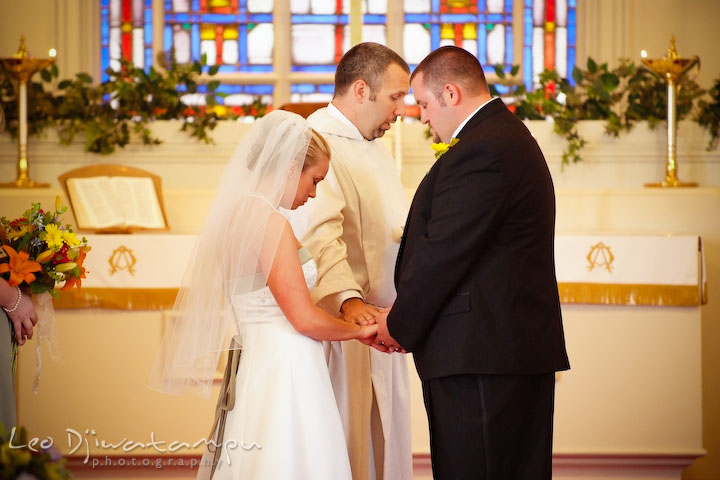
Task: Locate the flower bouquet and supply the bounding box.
[0,423,72,479]
[0,198,90,389]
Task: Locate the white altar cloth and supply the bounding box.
[55,234,706,309]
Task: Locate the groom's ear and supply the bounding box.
[442,83,461,106]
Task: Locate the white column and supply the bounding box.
[153,0,165,71]
[350,0,362,47]
[386,0,403,54]
[54,0,101,84]
[576,0,632,69]
[273,0,291,107]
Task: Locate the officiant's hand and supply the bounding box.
[374,311,407,354]
[341,298,383,326]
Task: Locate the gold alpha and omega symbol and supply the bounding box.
[587,242,614,273]
[109,245,137,275]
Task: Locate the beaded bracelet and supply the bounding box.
[2,286,21,314]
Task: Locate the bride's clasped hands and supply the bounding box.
[341,305,406,354]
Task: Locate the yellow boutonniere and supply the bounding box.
[430,137,459,159]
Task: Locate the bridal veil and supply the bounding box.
[148,110,312,396]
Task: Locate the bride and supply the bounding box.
[148,111,378,479]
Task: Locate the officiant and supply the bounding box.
[294,42,413,480]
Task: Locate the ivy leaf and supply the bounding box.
[207,80,220,91]
[77,72,93,83]
[572,66,584,86]
[510,65,520,76]
[208,65,220,76]
[587,57,598,74]
[601,73,620,90]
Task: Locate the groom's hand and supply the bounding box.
[375,311,407,354]
[358,334,391,353]
[341,298,382,326]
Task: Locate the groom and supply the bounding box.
[377,46,570,479]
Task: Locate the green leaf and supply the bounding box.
[572,66,584,86]
[208,65,220,76]
[207,80,220,91]
[510,64,520,76]
[58,80,71,89]
[40,69,51,82]
[587,57,598,74]
[77,72,93,83]
[601,73,620,90]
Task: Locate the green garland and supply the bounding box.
[490,57,713,166]
[0,52,270,154]
[2,54,717,164]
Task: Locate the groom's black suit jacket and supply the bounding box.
[388,98,569,380]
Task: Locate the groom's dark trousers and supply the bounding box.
[423,373,555,479]
[388,98,569,480]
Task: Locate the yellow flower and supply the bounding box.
[44,223,64,250]
[6,225,29,240]
[36,249,55,263]
[430,137,460,160]
[62,229,80,246]
[55,262,78,273]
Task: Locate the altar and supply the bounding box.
[2,120,719,480]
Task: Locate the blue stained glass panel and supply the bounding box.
[404,1,513,77]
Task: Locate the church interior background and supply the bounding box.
[1,0,719,479]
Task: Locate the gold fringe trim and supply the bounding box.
[559,283,706,306]
[53,284,707,310]
[54,288,179,310]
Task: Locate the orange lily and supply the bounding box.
[62,250,87,292]
[0,245,42,287]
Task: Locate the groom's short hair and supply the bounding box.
[411,46,489,100]
[334,43,410,100]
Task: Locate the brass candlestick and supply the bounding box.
[0,36,55,188]
[641,36,700,188]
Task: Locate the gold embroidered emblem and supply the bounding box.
[109,245,137,275]
[587,242,614,273]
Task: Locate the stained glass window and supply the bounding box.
[403,0,513,71]
[290,0,388,73]
[101,0,154,81]
[290,83,336,103]
[99,1,578,107]
[180,83,273,106]
[523,0,576,88]
[290,1,387,103]
[164,0,274,73]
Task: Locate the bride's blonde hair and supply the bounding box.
[304,129,331,170]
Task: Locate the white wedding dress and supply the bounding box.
[209,247,352,479]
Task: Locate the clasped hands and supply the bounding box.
[341,298,406,354]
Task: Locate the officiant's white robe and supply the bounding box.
[298,105,412,480]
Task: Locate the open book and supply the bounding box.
[66,176,167,231]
